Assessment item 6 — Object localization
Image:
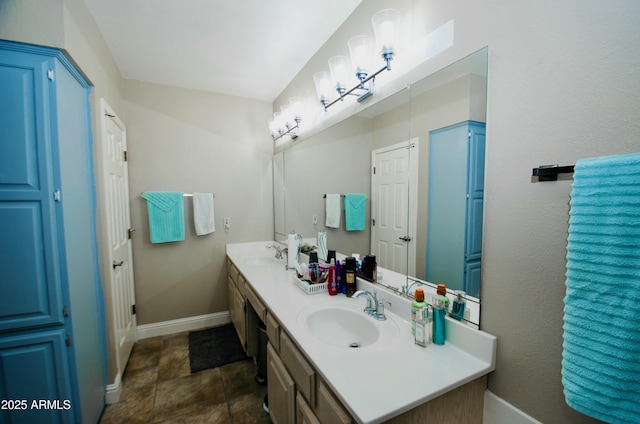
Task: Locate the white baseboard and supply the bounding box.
[484,390,542,424]
[105,372,122,404]
[136,311,231,340]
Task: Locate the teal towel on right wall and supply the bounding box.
[562,152,640,424]
[344,193,367,231]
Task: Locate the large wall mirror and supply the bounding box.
[274,47,488,302]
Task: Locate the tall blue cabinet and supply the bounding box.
[426,121,485,298]
[0,41,106,423]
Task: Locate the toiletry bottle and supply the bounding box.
[436,284,450,312]
[432,295,446,345]
[451,290,466,320]
[345,257,357,297]
[336,260,344,294]
[411,288,427,335]
[327,259,338,295]
[414,306,431,347]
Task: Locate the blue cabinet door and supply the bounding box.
[0,50,65,332]
[0,41,106,424]
[0,329,75,424]
[426,121,485,298]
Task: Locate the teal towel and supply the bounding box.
[141,191,185,243]
[344,193,367,231]
[562,152,640,424]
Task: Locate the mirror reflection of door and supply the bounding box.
[371,140,418,275]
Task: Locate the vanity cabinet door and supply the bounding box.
[280,331,316,406]
[228,276,246,352]
[315,379,352,424]
[267,342,295,424]
[297,391,321,424]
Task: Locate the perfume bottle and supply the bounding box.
[414,306,431,347]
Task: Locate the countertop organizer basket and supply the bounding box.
[294,277,327,295]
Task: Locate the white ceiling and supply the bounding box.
[84,0,362,102]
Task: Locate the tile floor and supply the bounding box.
[100,330,271,423]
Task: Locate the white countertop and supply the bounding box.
[226,241,496,424]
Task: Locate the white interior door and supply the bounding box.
[371,140,418,276]
[101,99,136,387]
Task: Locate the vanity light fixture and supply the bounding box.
[314,8,401,111]
[270,96,303,141]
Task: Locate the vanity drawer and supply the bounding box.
[245,284,266,322]
[236,273,247,296]
[315,378,352,424]
[280,331,315,406]
[227,260,239,283]
[266,311,280,352]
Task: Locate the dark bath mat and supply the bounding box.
[188,324,246,373]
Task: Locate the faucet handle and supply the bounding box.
[364,297,374,314]
[376,296,387,321]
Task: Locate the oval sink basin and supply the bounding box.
[297,302,400,349]
[247,256,282,266]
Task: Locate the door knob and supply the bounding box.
[399,236,412,242]
[113,260,124,269]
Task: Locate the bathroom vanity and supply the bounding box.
[226,241,496,424]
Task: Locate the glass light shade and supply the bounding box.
[328,55,352,90]
[289,96,303,122]
[313,71,333,101]
[348,35,375,77]
[280,104,292,127]
[372,9,401,56]
[270,112,282,135]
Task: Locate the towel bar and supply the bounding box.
[532,164,575,181]
[140,192,215,198]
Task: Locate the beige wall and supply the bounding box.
[274,0,640,423]
[123,79,273,325]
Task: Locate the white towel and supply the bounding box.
[325,194,341,228]
[193,193,215,236]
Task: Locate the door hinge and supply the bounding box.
[132,304,136,315]
[47,69,54,81]
[372,218,376,226]
[53,189,61,202]
[65,335,72,347]
[123,150,128,162]
[62,305,69,317]
[373,166,376,174]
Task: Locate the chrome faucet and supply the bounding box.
[353,290,386,321]
[266,244,284,260]
[402,279,424,297]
